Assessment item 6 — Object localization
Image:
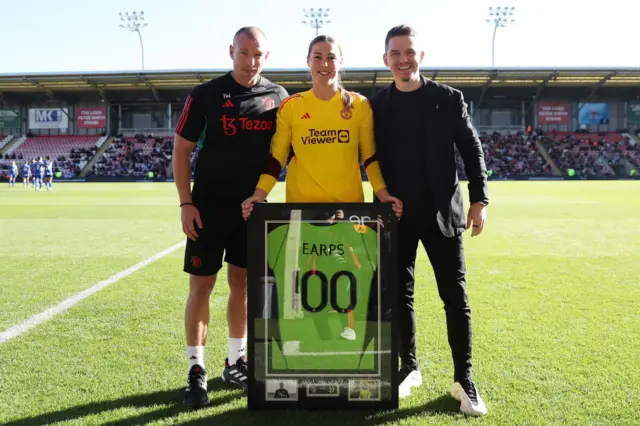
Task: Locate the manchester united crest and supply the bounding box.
[191,256,202,268]
[340,107,353,120]
[262,96,276,111]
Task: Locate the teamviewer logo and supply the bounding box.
[35,110,61,122]
[337,130,350,143]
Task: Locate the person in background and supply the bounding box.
[8,161,18,187]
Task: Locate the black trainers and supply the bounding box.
[184,365,210,409]
[222,356,249,391]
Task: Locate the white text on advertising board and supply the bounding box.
[538,105,568,122]
[0,110,18,119]
[76,108,106,128]
[28,108,69,129]
[36,110,63,122]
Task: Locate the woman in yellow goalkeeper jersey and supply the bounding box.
[241,35,401,348]
[241,35,402,216]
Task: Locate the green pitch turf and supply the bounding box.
[0,181,638,425]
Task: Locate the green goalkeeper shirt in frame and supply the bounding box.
[266,221,379,372]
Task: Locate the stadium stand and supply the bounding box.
[456,132,553,179]
[1,130,636,182]
[539,132,622,177]
[0,135,14,151]
[91,134,172,178]
[0,135,101,178]
[1,69,639,181]
[482,132,553,178]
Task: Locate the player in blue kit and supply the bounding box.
[22,162,31,188]
[8,161,18,187]
[36,157,45,191]
[43,156,54,191]
[30,159,40,191]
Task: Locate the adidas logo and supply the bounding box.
[301,112,311,119]
[223,99,234,107]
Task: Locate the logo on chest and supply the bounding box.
[221,115,274,136]
[301,129,351,145]
[262,96,276,111]
[340,107,353,120]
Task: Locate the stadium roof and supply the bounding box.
[1,67,640,94]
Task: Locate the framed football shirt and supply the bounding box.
[247,203,398,409]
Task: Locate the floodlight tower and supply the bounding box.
[119,11,148,70]
[486,6,516,67]
[302,8,331,37]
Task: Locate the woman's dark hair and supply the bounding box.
[307,35,353,110]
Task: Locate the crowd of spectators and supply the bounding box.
[92,134,172,179]
[457,131,553,179]
[3,130,638,182]
[0,145,94,179]
[538,131,636,177]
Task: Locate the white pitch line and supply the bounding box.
[0,241,185,344]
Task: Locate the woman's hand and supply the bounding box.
[376,188,403,218]
[241,189,268,220]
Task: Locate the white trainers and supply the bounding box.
[451,380,488,416]
[399,369,422,398]
[340,327,356,340]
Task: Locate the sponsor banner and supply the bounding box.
[0,109,21,128]
[537,102,569,125]
[76,107,106,128]
[578,103,610,125]
[628,103,640,124]
[28,108,69,129]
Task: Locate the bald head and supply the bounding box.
[232,26,267,46]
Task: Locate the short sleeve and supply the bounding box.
[175,89,206,143]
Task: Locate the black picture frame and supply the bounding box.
[247,202,398,410]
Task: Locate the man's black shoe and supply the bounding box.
[184,364,210,409]
[221,356,249,391]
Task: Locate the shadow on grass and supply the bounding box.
[3,378,237,426]
[5,380,461,426]
[173,393,462,426]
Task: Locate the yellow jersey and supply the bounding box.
[256,89,386,202]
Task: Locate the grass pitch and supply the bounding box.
[0,181,638,425]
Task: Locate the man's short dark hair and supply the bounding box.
[384,25,418,51]
[233,26,267,45]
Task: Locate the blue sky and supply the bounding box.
[1,0,638,74]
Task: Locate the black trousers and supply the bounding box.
[397,217,472,382]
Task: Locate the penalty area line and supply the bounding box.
[0,241,185,344]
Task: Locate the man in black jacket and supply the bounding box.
[370,25,489,417]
